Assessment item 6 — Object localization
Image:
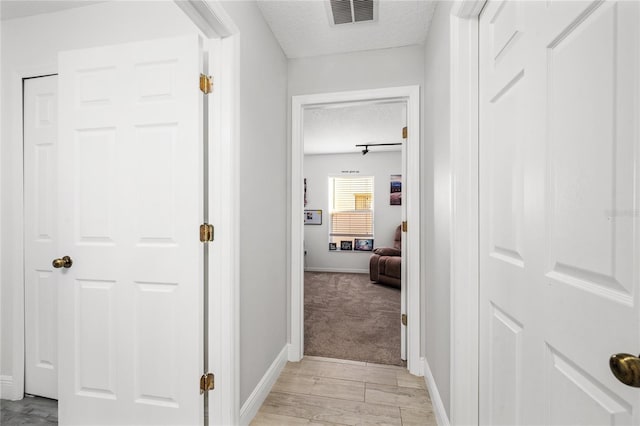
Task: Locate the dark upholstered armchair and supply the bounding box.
[369,225,401,287]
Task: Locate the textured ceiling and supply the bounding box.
[304,101,406,155]
[1,1,105,20]
[257,0,436,58]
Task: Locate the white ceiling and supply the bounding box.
[304,101,405,155]
[0,1,105,20]
[257,0,436,59]
[2,1,436,58]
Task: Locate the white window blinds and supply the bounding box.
[329,176,374,238]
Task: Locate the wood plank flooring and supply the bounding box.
[1,357,434,425]
[251,356,436,426]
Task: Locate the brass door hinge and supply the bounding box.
[402,221,407,233]
[200,223,214,242]
[200,373,215,394]
[402,126,407,139]
[199,74,213,94]
[402,314,407,326]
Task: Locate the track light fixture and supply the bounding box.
[355,142,402,156]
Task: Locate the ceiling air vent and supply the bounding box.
[329,0,375,25]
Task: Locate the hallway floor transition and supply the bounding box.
[1,357,434,425]
[251,356,435,425]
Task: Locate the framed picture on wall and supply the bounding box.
[340,240,353,251]
[329,242,337,251]
[304,209,322,225]
[304,178,308,207]
[354,238,374,251]
[390,174,402,205]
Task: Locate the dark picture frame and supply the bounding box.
[340,240,353,251]
[390,174,402,205]
[329,242,337,251]
[354,238,374,251]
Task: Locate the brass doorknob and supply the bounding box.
[52,256,73,269]
[609,353,640,387]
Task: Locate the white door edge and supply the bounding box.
[290,85,422,375]
[449,2,485,426]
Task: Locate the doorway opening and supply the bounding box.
[290,86,422,375]
[302,100,406,366]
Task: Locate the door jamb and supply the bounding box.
[4,2,241,425]
[181,2,241,424]
[449,1,484,425]
[290,86,423,375]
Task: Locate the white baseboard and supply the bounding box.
[422,357,450,426]
[287,343,301,362]
[304,267,368,274]
[239,344,289,426]
[0,375,17,401]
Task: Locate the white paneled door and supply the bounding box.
[57,35,204,425]
[25,75,59,400]
[480,1,640,424]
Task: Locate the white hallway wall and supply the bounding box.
[218,0,289,407]
[304,151,402,273]
[0,0,206,396]
[423,1,453,417]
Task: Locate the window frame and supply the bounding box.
[328,175,375,248]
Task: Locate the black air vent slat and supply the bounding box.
[330,0,353,25]
[353,0,373,22]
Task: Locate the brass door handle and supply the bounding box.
[52,256,73,269]
[610,353,640,387]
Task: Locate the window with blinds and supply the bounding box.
[329,176,374,245]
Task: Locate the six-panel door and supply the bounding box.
[57,35,204,425]
[480,1,640,424]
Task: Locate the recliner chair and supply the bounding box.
[369,225,401,288]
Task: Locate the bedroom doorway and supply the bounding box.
[290,86,422,375]
[302,100,405,366]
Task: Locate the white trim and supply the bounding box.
[451,0,485,19]
[449,2,484,426]
[239,345,289,426]
[423,357,451,426]
[176,0,234,38]
[193,2,241,425]
[304,267,369,274]
[290,86,422,375]
[1,375,16,401]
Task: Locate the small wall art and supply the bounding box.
[390,174,402,205]
[329,242,337,251]
[340,240,353,251]
[354,238,374,251]
[304,209,322,225]
[304,178,308,207]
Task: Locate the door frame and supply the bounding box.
[290,86,423,375]
[3,1,241,424]
[449,1,485,425]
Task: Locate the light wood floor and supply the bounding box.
[251,356,436,426]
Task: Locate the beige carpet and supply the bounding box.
[304,271,403,366]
